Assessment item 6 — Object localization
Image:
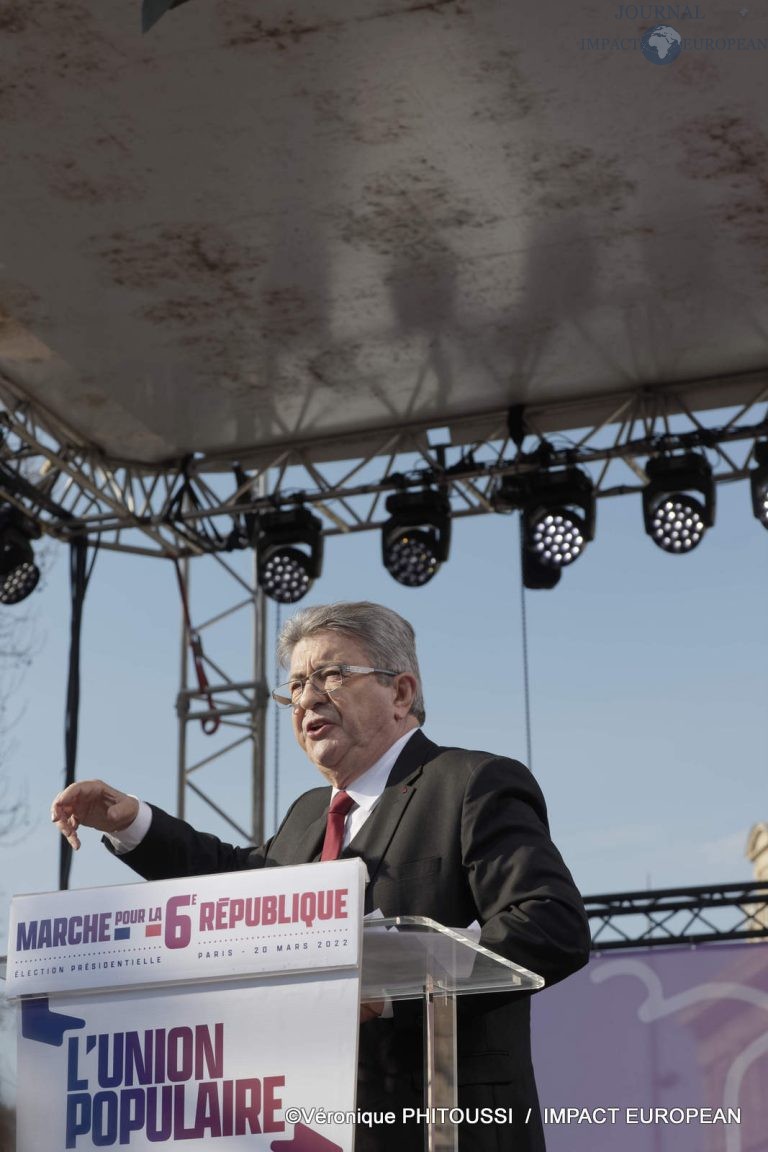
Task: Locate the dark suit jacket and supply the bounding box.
[116,730,590,1151]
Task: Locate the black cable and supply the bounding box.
[59,536,95,890]
[272,602,282,835]
[518,514,533,771]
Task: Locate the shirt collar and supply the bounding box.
[332,729,418,814]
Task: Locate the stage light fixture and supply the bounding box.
[142,0,194,33]
[0,506,41,606]
[493,469,596,590]
[254,507,324,605]
[642,453,715,554]
[750,441,768,529]
[382,490,451,587]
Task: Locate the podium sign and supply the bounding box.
[7,861,366,1152]
[7,861,363,998]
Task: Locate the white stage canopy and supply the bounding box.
[1,0,767,475]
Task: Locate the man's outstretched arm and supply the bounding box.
[51,779,279,877]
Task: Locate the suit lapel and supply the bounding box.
[341,729,439,886]
[279,791,330,865]
[296,814,329,864]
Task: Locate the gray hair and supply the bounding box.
[277,601,425,725]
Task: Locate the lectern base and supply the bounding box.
[424,986,458,1151]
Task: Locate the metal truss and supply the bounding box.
[1,371,767,558]
[175,552,269,847]
[585,881,768,951]
[3,371,766,847]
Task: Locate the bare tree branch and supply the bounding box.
[0,595,38,841]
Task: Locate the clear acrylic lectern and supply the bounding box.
[362,917,543,1152]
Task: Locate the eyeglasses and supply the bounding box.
[272,664,398,709]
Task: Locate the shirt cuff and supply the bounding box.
[104,799,153,855]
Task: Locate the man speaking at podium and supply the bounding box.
[52,601,590,1152]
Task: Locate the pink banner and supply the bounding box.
[532,942,768,1152]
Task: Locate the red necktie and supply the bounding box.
[320,790,355,861]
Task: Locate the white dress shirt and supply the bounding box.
[335,728,417,848]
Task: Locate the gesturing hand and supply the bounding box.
[51,780,139,851]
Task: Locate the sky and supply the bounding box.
[0,437,766,1100]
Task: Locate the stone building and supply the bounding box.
[745,823,768,932]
